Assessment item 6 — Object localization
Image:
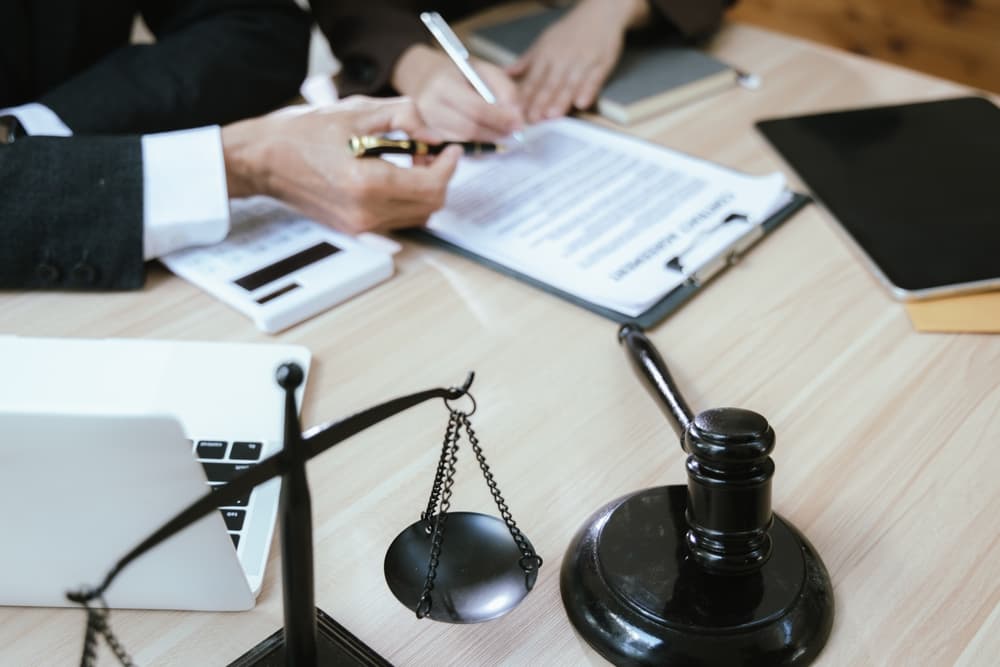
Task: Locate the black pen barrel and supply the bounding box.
[349,135,501,157]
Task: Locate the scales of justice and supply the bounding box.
[68,326,833,666]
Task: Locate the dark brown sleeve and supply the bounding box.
[313,0,735,97]
[647,0,734,40]
[312,1,433,97]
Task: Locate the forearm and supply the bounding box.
[627,0,653,29]
[391,44,443,97]
[312,1,433,96]
[587,0,652,30]
[221,118,272,200]
[577,0,727,37]
[2,105,231,283]
[646,0,732,39]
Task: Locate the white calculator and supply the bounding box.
[161,197,394,333]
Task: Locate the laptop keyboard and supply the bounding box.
[192,439,265,550]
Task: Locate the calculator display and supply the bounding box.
[160,197,394,333]
[233,242,341,291]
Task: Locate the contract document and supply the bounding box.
[424,118,796,319]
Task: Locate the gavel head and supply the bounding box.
[683,407,776,574]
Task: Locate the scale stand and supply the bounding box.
[229,607,390,667]
[70,362,543,667]
[228,363,392,666]
[70,367,483,667]
[560,326,834,666]
[229,365,540,664]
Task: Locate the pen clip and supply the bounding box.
[348,135,429,158]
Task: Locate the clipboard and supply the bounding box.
[404,192,810,328]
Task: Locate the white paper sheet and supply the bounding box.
[426,118,787,317]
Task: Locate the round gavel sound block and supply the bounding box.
[560,408,833,666]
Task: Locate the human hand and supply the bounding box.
[392,43,523,141]
[508,0,650,122]
[221,96,462,234]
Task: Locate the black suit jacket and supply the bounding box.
[0,0,309,290]
[313,0,734,97]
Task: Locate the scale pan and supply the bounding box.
[384,512,534,623]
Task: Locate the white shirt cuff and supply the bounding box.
[2,105,231,260]
[0,103,72,136]
[141,126,231,260]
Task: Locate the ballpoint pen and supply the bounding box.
[348,135,504,158]
[419,11,526,144]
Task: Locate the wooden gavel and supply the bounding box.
[559,325,835,666]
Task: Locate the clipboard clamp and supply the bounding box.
[688,223,765,287]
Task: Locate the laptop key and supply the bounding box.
[202,462,253,483]
[210,485,252,508]
[230,441,263,460]
[222,509,247,531]
[196,440,228,459]
[221,491,252,507]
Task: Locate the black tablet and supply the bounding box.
[757,96,1000,299]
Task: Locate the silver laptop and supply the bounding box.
[0,336,311,611]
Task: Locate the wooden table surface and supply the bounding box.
[2,17,998,667]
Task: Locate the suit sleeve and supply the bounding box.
[0,137,146,290]
[39,0,310,134]
[647,0,735,41]
[312,0,432,97]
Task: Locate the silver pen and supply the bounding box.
[419,11,525,144]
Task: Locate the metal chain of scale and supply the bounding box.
[78,596,135,667]
[415,401,542,619]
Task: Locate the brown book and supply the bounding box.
[468,8,737,125]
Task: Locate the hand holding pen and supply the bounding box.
[224,97,462,235]
[389,12,523,143]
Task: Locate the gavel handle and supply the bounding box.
[619,325,694,444]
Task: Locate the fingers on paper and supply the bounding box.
[575,66,606,110]
[526,59,576,122]
[439,85,520,141]
[477,60,522,110]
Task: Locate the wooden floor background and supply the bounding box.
[728,0,1000,93]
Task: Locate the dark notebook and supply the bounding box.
[468,7,736,124]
